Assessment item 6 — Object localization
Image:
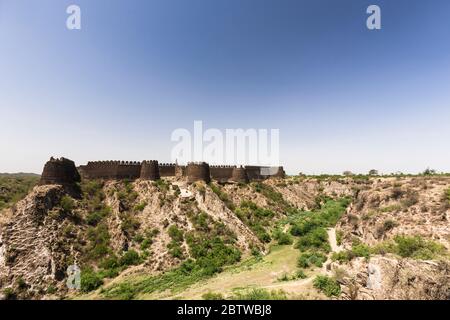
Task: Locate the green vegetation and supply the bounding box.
[101,209,242,299]
[313,275,341,297]
[60,195,76,214]
[202,292,225,300]
[235,201,275,243]
[86,206,111,226]
[119,250,141,266]
[85,223,111,261]
[153,179,170,192]
[210,183,235,211]
[333,235,447,263]
[167,225,184,258]
[278,269,307,282]
[0,174,39,210]
[81,268,104,293]
[285,198,350,269]
[252,183,292,211]
[133,201,147,212]
[273,229,293,245]
[231,288,287,300]
[297,251,327,268]
[381,235,447,260]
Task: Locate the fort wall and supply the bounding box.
[43,158,285,184]
[159,163,176,177]
[186,162,211,183]
[210,165,236,183]
[140,160,160,181]
[40,157,81,185]
[231,166,249,183]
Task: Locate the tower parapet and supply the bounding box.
[140,160,160,181]
[39,157,81,186]
[186,162,211,183]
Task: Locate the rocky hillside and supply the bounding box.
[0,176,449,300]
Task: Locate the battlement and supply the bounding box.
[141,160,160,181]
[41,157,285,185]
[39,157,81,186]
[186,162,211,183]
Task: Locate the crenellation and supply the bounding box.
[41,157,285,185]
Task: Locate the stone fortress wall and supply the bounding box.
[40,157,285,185]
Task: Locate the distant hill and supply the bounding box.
[0,173,40,178]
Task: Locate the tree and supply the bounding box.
[369,169,378,176]
[423,168,436,176]
[343,171,353,176]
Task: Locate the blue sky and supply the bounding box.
[1,0,450,174]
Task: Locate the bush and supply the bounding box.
[298,251,327,268]
[313,275,341,297]
[210,183,235,211]
[86,223,111,260]
[168,225,184,242]
[331,251,352,263]
[232,288,287,300]
[394,235,445,259]
[119,250,141,266]
[296,227,330,252]
[60,195,75,214]
[81,269,103,293]
[86,206,111,226]
[351,243,371,259]
[133,202,147,212]
[202,292,225,300]
[277,232,293,245]
[2,288,16,300]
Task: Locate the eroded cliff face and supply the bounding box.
[0,185,79,299]
[336,256,450,300]
[0,176,449,300]
[337,177,450,249]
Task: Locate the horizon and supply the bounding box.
[1,0,450,175]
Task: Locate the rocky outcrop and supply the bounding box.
[336,255,450,300]
[0,185,80,299]
[337,177,450,249]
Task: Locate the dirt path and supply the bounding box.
[327,228,342,253]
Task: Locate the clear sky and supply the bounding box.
[1,0,450,175]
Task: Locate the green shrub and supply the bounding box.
[294,269,307,279]
[133,202,147,212]
[2,287,16,300]
[394,235,445,259]
[298,251,327,268]
[232,288,287,300]
[277,232,293,245]
[352,243,371,259]
[60,195,75,214]
[202,292,225,300]
[210,183,235,211]
[86,223,111,260]
[336,230,344,246]
[86,206,111,226]
[100,255,120,270]
[119,250,141,266]
[331,251,352,263]
[296,227,330,252]
[313,275,341,297]
[168,225,184,242]
[46,285,57,295]
[81,269,103,293]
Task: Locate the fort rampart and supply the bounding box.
[41,157,285,185]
